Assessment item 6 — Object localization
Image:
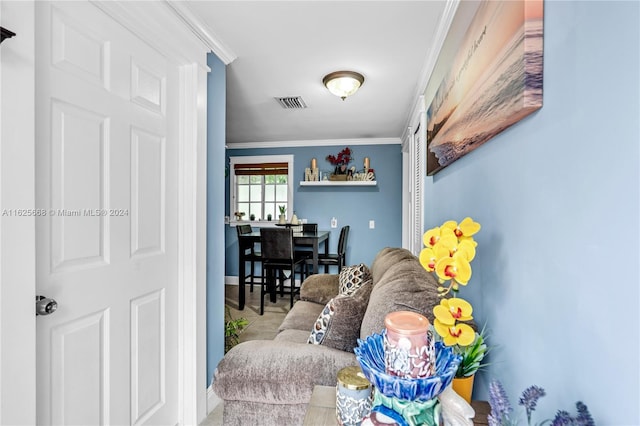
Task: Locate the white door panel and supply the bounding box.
[36,2,179,424]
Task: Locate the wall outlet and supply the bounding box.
[369,220,375,229]
[331,217,338,228]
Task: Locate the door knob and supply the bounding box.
[35,295,58,316]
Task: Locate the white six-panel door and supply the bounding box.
[35,2,179,424]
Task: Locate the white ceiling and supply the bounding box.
[185,1,449,145]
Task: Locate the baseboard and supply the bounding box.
[207,384,222,414]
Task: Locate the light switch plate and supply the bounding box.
[331,217,337,228]
[369,220,375,229]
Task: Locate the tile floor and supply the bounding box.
[200,283,293,425]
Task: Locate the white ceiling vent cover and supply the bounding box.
[275,96,307,109]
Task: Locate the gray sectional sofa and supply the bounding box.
[212,247,442,425]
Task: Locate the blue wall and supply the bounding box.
[206,53,226,384]
[424,1,639,422]
[224,144,403,276]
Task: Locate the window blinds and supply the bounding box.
[233,162,288,176]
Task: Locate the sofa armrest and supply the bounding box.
[212,339,356,405]
[299,274,339,305]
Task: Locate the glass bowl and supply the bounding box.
[354,331,461,402]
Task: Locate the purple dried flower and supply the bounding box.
[519,385,546,425]
[488,380,512,425]
[551,410,574,426]
[575,402,595,426]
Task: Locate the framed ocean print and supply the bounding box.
[425,0,544,175]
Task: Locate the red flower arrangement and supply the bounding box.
[326,147,352,166]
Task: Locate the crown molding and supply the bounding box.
[164,1,237,65]
[226,137,401,150]
[402,0,460,138]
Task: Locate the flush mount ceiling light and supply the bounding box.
[322,71,364,100]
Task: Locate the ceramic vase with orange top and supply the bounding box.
[383,311,435,379]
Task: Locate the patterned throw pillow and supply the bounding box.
[338,263,372,296]
[307,301,334,345]
[307,278,373,352]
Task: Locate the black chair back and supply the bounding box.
[337,225,350,256]
[260,228,294,261]
[236,224,252,236]
[302,223,318,233]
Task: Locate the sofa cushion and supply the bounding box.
[278,300,324,333]
[308,278,373,352]
[300,273,340,305]
[370,247,418,286]
[360,257,440,340]
[275,328,313,344]
[338,263,371,296]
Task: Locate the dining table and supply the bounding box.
[237,229,330,310]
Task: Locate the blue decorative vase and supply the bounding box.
[355,331,462,426]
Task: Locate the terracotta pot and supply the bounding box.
[452,375,475,404]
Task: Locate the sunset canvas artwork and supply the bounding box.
[425,0,544,175]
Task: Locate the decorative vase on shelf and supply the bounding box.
[290,212,299,225]
[451,375,475,404]
[278,214,286,225]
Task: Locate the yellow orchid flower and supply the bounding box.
[435,255,472,285]
[423,226,441,248]
[435,236,476,262]
[423,226,457,248]
[434,319,476,347]
[422,218,481,294]
[455,239,476,262]
[456,217,481,238]
[441,220,458,230]
[442,217,481,238]
[433,298,473,325]
[435,233,457,252]
[419,247,437,272]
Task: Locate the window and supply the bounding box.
[230,155,294,223]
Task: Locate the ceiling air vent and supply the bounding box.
[275,96,307,109]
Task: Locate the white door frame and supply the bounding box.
[1,1,213,424]
[0,2,37,424]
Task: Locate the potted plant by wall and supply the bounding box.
[419,217,489,403]
[278,205,286,224]
[225,305,248,353]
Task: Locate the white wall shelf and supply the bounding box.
[299,180,377,187]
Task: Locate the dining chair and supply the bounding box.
[236,224,261,292]
[302,223,318,233]
[310,225,349,274]
[294,223,318,279]
[259,227,306,315]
